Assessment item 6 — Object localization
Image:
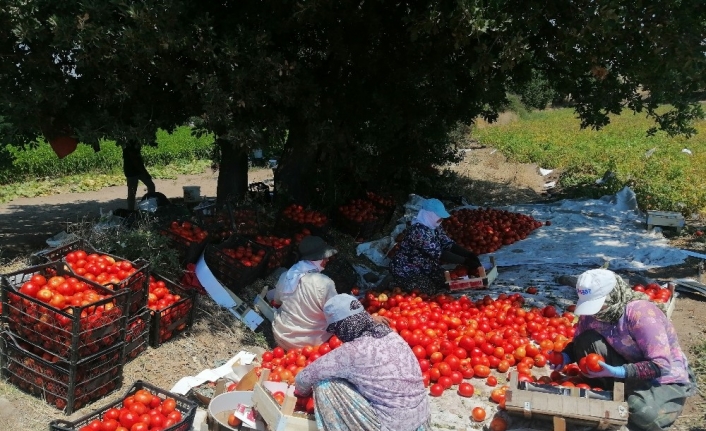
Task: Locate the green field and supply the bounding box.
[472,107,706,215]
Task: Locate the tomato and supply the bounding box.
[412,345,426,359]
[119,411,138,429]
[101,419,120,431]
[438,376,453,389]
[36,288,54,303]
[262,351,274,362]
[167,410,182,423]
[160,398,176,415]
[486,376,498,387]
[473,365,490,378]
[273,347,285,358]
[104,408,121,421]
[585,353,605,372]
[449,371,464,385]
[149,414,167,428]
[490,388,506,404]
[130,423,149,431]
[429,383,444,397]
[328,335,343,349]
[471,407,486,422]
[489,416,508,431]
[457,382,475,397]
[444,354,461,371]
[228,413,242,427]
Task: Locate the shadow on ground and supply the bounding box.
[0,198,126,262]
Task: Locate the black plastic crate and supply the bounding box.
[322,255,359,295]
[148,274,197,348]
[249,234,295,274]
[30,239,150,317]
[124,309,151,363]
[192,201,236,243]
[204,236,271,291]
[1,331,124,414]
[1,262,130,363]
[159,219,211,264]
[49,380,197,431]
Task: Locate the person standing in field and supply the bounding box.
[122,144,156,211]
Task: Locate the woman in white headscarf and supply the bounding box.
[389,198,482,295]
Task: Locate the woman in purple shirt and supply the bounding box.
[554,269,696,431]
[295,294,430,431]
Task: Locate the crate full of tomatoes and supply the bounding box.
[124,309,151,363]
[32,239,150,317]
[49,380,198,431]
[1,331,124,414]
[1,262,130,363]
[147,274,197,348]
[160,220,211,265]
[335,198,387,241]
[204,236,271,291]
[251,234,294,274]
[277,204,329,234]
[632,282,677,318]
[192,201,236,243]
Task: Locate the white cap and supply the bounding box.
[574,269,617,315]
[323,294,365,326]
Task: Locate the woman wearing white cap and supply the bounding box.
[294,294,430,431]
[389,198,482,295]
[553,269,696,431]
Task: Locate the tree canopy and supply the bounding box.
[1,0,704,205]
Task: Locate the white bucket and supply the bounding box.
[183,186,201,203]
[208,391,265,430]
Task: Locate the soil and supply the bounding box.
[0,154,705,430]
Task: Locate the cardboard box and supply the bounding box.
[505,372,628,429]
[444,257,498,292]
[251,370,317,431]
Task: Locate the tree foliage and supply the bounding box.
[0,0,704,206]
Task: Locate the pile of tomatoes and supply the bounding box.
[220,244,268,269]
[147,276,193,344]
[442,208,544,255]
[633,283,672,303]
[282,204,328,228]
[164,221,209,246]
[258,339,344,414]
[77,388,184,431]
[7,272,124,358]
[7,336,122,411]
[64,250,140,287]
[359,290,578,407]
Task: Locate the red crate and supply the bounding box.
[49,380,197,431]
[148,274,197,348]
[124,309,151,363]
[30,239,150,317]
[1,332,124,414]
[1,262,130,363]
[204,236,271,291]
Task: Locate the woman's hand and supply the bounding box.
[585,361,626,379]
[371,315,391,326]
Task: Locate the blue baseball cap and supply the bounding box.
[422,198,451,218]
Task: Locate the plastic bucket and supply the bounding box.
[208,391,264,430]
[183,186,201,203]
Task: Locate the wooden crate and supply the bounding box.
[646,210,684,232]
[444,257,498,292]
[252,370,317,431]
[505,372,628,430]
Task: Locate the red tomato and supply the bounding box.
[585,353,605,372]
[101,419,120,431]
[457,382,475,397]
[438,376,453,389]
[119,411,138,429]
[130,423,149,431]
[486,376,498,387]
[471,407,486,422]
[429,383,444,397]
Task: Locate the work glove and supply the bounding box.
[549,351,571,371]
[585,361,626,379]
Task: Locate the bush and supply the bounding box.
[0,126,214,184]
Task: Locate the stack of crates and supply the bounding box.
[0,261,131,414]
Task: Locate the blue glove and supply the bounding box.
[549,351,571,371]
[586,361,626,379]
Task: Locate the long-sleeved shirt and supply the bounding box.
[390,223,454,279]
[295,332,430,431]
[272,272,337,351]
[574,300,689,385]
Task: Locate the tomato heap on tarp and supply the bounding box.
[442,208,544,255]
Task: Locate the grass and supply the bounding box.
[472,106,706,216]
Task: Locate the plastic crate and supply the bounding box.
[250,234,295,274]
[1,331,124,414]
[1,262,130,362]
[30,239,150,317]
[124,309,151,363]
[192,201,236,243]
[159,219,211,265]
[149,274,197,348]
[204,236,271,291]
[49,380,198,431]
[322,255,359,295]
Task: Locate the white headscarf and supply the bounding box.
[413,209,442,230]
[277,260,325,294]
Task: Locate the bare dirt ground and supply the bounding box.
[0,155,705,430]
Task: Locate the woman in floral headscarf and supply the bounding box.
[294,294,430,431]
[552,269,696,431]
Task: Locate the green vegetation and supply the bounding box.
[472,107,706,215]
[0,127,213,185]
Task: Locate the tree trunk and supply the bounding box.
[216,138,249,204]
[274,116,319,206]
